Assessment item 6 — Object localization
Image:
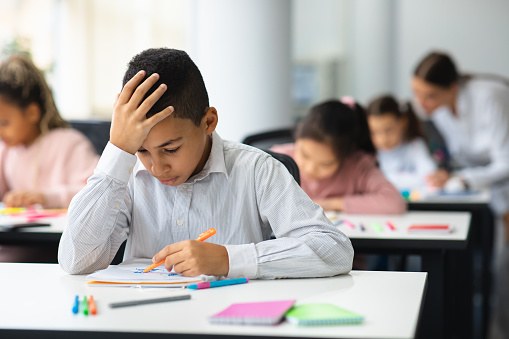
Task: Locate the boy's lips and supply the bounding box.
[159,177,178,185]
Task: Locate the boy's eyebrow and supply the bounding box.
[157,137,183,148]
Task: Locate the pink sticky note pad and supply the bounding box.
[209,299,296,325]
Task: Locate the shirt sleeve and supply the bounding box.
[228,156,354,279]
[343,164,407,215]
[42,133,99,208]
[459,92,509,190]
[58,142,135,274]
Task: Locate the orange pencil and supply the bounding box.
[88,295,97,315]
[142,227,217,273]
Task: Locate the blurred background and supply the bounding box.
[1,0,508,141]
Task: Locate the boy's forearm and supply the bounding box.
[254,231,353,279]
[58,170,131,274]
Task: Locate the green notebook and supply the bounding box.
[285,303,364,326]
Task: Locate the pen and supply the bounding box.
[88,295,97,315]
[143,228,217,273]
[187,277,249,290]
[82,296,89,315]
[386,221,396,231]
[72,295,79,314]
[109,294,191,308]
[371,222,383,232]
[343,220,355,229]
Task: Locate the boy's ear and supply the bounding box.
[202,107,218,134]
[24,103,41,125]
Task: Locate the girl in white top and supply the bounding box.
[367,95,437,192]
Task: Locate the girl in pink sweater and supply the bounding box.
[0,55,98,209]
[272,98,406,214]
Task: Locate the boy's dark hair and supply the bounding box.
[413,51,459,88]
[122,48,209,126]
[367,95,426,142]
[0,54,68,132]
[295,99,376,162]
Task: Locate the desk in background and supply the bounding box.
[408,190,494,339]
[0,263,427,339]
[0,215,126,264]
[328,211,471,339]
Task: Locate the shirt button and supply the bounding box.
[181,184,188,189]
[129,167,134,174]
[176,219,184,226]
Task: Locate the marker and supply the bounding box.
[359,223,366,232]
[109,294,191,308]
[343,220,355,229]
[143,228,217,273]
[72,295,79,314]
[82,296,89,315]
[187,277,249,290]
[332,219,343,226]
[371,222,383,232]
[386,221,396,231]
[88,295,97,315]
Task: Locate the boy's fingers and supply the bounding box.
[145,106,174,129]
[153,242,181,263]
[129,73,161,108]
[113,93,120,108]
[164,252,186,272]
[117,70,145,105]
[137,83,168,116]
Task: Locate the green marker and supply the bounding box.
[371,222,383,232]
[83,296,89,315]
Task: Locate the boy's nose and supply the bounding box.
[151,159,170,176]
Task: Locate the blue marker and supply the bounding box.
[187,277,249,290]
[359,223,366,232]
[72,295,79,314]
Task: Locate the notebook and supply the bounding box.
[86,259,206,287]
[285,303,364,326]
[209,299,296,325]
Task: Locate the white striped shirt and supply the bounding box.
[58,132,353,279]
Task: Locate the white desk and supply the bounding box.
[0,215,66,242]
[409,189,491,204]
[326,211,471,339]
[328,211,471,247]
[0,263,426,339]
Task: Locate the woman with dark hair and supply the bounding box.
[412,51,509,338]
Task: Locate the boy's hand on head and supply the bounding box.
[152,241,229,277]
[3,191,45,208]
[425,169,450,188]
[110,70,174,155]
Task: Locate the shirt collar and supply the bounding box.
[133,131,228,182]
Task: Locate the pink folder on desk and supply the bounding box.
[209,299,296,325]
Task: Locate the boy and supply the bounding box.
[58,48,353,278]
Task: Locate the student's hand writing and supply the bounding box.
[110,71,174,155]
[314,197,344,212]
[426,169,450,188]
[3,191,45,208]
[152,240,229,277]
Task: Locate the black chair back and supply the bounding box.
[242,128,294,150]
[264,150,300,186]
[69,120,111,155]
